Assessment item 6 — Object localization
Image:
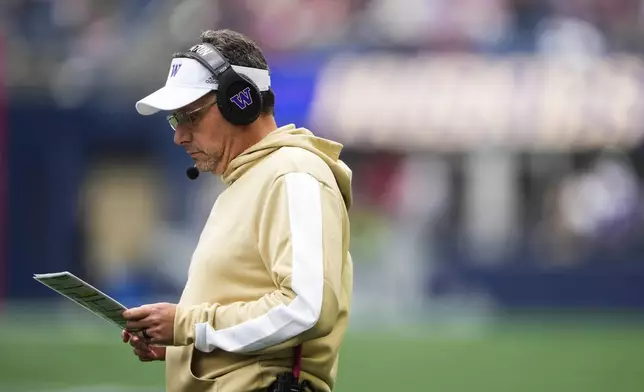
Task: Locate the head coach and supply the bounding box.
[120,29,354,392]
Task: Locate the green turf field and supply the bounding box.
[0,307,642,392]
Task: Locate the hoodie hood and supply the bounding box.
[222,124,353,208]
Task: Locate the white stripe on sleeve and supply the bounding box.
[193,172,324,353]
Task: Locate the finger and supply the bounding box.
[129,337,149,351]
[134,347,154,360]
[122,330,132,343]
[141,327,163,345]
[148,347,159,358]
[122,305,153,321]
[125,318,154,332]
[133,333,157,347]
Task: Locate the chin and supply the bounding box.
[196,159,221,174]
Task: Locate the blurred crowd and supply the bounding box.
[4,0,644,91]
[346,148,644,268]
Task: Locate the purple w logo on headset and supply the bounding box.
[230,87,253,110]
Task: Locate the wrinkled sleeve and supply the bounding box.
[173,172,343,354]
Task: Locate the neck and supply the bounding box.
[217,115,277,174]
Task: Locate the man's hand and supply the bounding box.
[122,330,166,362]
[123,302,177,346]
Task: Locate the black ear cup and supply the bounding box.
[216,71,262,126]
[177,43,264,126]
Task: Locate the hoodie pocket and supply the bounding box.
[188,346,264,391]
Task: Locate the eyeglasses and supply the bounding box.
[167,98,217,131]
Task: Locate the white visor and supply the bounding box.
[135,58,271,115]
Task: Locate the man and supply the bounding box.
[121,29,353,392]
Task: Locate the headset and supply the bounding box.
[174,43,263,126]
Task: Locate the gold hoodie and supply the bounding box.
[167,124,354,392]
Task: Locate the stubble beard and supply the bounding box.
[195,151,221,174]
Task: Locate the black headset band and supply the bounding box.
[174,43,231,79]
[179,52,220,76]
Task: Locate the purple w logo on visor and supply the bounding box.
[230,87,253,109]
[170,63,182,77]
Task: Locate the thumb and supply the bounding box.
[123,304,154,320]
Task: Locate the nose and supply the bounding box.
[173,124,192,146]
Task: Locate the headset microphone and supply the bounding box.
[186,165,200,180]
